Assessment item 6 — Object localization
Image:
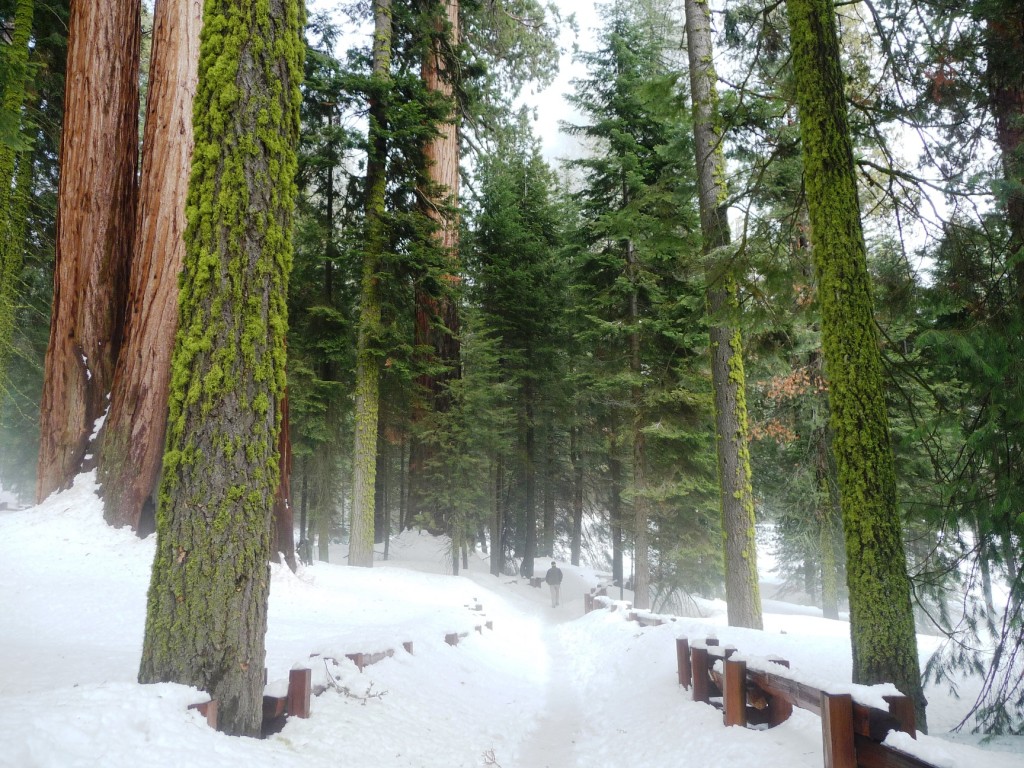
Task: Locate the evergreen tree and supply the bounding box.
[36,0,140,500]
[350,0,394,567]
[468,130,565,578]
[98,0,203,533]
[684,0,762,629]
[785,0,926,727]
[138,0,303,736]
[564,0,714,608]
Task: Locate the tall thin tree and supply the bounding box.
[350,0,394,568]
[785,0,926,727]
[684,0,763,629]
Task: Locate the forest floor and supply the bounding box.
[1,471,1022,767]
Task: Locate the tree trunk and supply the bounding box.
[542,414,555,557]
[98,0,201,531]
[138,0,303,737]
[349,0,392,568]
[409,0,461,528]
[626,238,650,610]
[785,0,926,729]
[684,0,762,630]
[985,1,1024,303]
[271,391,296,570]
[522,392,537,578]
[570,423,584,567]
[491,455,504,576]
[0,0,33,399]
[37,0,140,501]
[608,439,624,589]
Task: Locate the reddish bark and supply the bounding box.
[409,0,461,527]
[98,0,202,529]
[36,0,141,501]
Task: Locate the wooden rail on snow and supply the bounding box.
[676,636,932,768]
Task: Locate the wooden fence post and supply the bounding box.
[288,668,311,719]
[767,657,793,726]
[676,637,691,688]
[884,694,916,737]
[724,657,747,727]
[691,645,711,704]
[821,692,856,768]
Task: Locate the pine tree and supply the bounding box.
[468,132,565,579]
[350,0,393,568]
[138,0,303,736]
[684,0,762,629]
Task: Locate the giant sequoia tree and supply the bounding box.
[138,0,303,737]
[36,0,140,501]
[98,0,202,532]
[785,0,926,727]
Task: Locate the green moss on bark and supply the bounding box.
[785,0,926,729]
[139,0,304,738]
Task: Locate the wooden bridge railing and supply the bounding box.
[677,636,934,768]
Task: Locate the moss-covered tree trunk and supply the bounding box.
[684,0,762,629]
[350,0,393,568]
[0,0,33,400]
[138,0,303,737]
[36,0,140,501]
[99,0,202,532]
[785,0,926,728]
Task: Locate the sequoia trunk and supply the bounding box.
[99,0,201,531]
[36,0,140,501]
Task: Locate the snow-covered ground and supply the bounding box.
[1,472,1022,767]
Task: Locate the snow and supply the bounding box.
[1,474,1022,767]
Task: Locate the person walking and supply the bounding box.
[545,561,563,607]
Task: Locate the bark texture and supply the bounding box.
[410,0,461,530]
[138,0,303,737]
[986,1,1024,301]
[99,0,202,531]
[785,0,926,728]
[36,0,140,501]
[350,0,393,568]
[684,0,762,629]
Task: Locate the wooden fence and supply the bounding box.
[189,600,492,737]
[678,636,934,768]
[583,591,937,768]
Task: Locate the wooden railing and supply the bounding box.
[677,636,934,768]
[189,600,493,736]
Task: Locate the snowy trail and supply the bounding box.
[512,621,586,768]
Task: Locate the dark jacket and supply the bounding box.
[545,566,563,585]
